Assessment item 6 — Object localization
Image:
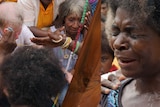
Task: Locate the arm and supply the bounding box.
[29,26,50,37]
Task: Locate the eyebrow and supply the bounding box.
[124,26,135,32]
[112,24,136,31]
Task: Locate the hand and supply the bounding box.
[30,26,66,47]
[84,11,92,30]
[62,68,73,84]
[0,28,17,55]
[101,70,126,94]
[64,72,73,84]
[83,11,92,36]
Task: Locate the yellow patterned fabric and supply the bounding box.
[112,57,120,69]
[37,2,54,28]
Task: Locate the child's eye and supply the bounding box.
[101,57,108,63]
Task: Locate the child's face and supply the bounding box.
[100,53,114,75]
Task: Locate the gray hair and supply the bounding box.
[0,2,23,29]
[54,0,91,28]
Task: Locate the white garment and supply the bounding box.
[16,24,35,46]
[17,0,65,27]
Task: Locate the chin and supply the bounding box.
[121,69,140,78]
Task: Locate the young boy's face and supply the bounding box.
[101,3,108,16]
[100,52,114,75]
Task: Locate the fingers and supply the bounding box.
[108,74,121,86]
[101,78,119,90]
[1,27,14,42]
[48,27,66,41]
[101,86,111,94]
[119,75,126,81]
[30,37,51,45]
[4,29,15,42]
[84,11,92,27]
[58,26,65,32]
[0,27,17,54]
[64,72,73,84]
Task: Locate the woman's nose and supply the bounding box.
[113,33,129,51]
[72,21,80,28]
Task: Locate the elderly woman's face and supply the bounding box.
[110,8,160,78]
[64,13,81,38]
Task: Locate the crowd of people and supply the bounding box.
[0,0,160,107]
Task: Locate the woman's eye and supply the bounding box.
[112,30,120,36]
[111,25,120,36]
[69,19,74,22]
[130,34,138,39]
[130,34,144,39]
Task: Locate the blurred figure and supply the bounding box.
[101,0,108,17]
[0,1,35,47]
[0,2,23,62]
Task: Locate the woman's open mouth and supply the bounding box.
[118,57,137,68]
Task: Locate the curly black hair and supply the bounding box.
[0,46,66,107]
[108,0,160,34]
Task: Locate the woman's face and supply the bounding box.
[64,13,81,39]
[110,8,160,78]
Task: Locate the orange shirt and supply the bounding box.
[5,0,17,2]
[37,2,54,28]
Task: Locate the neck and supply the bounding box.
[135,74,160,93]
[40,1,51,9]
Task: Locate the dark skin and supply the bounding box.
[110,7,160,107]
[40,0,52,9]
[29,0,53,37]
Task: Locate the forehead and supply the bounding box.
[115,8,132,22]
[66,13,81,18]
[114,8,145,28]
[101,3,108,8]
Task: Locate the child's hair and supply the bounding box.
[0,46,66,107]
[101,31,114,58]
